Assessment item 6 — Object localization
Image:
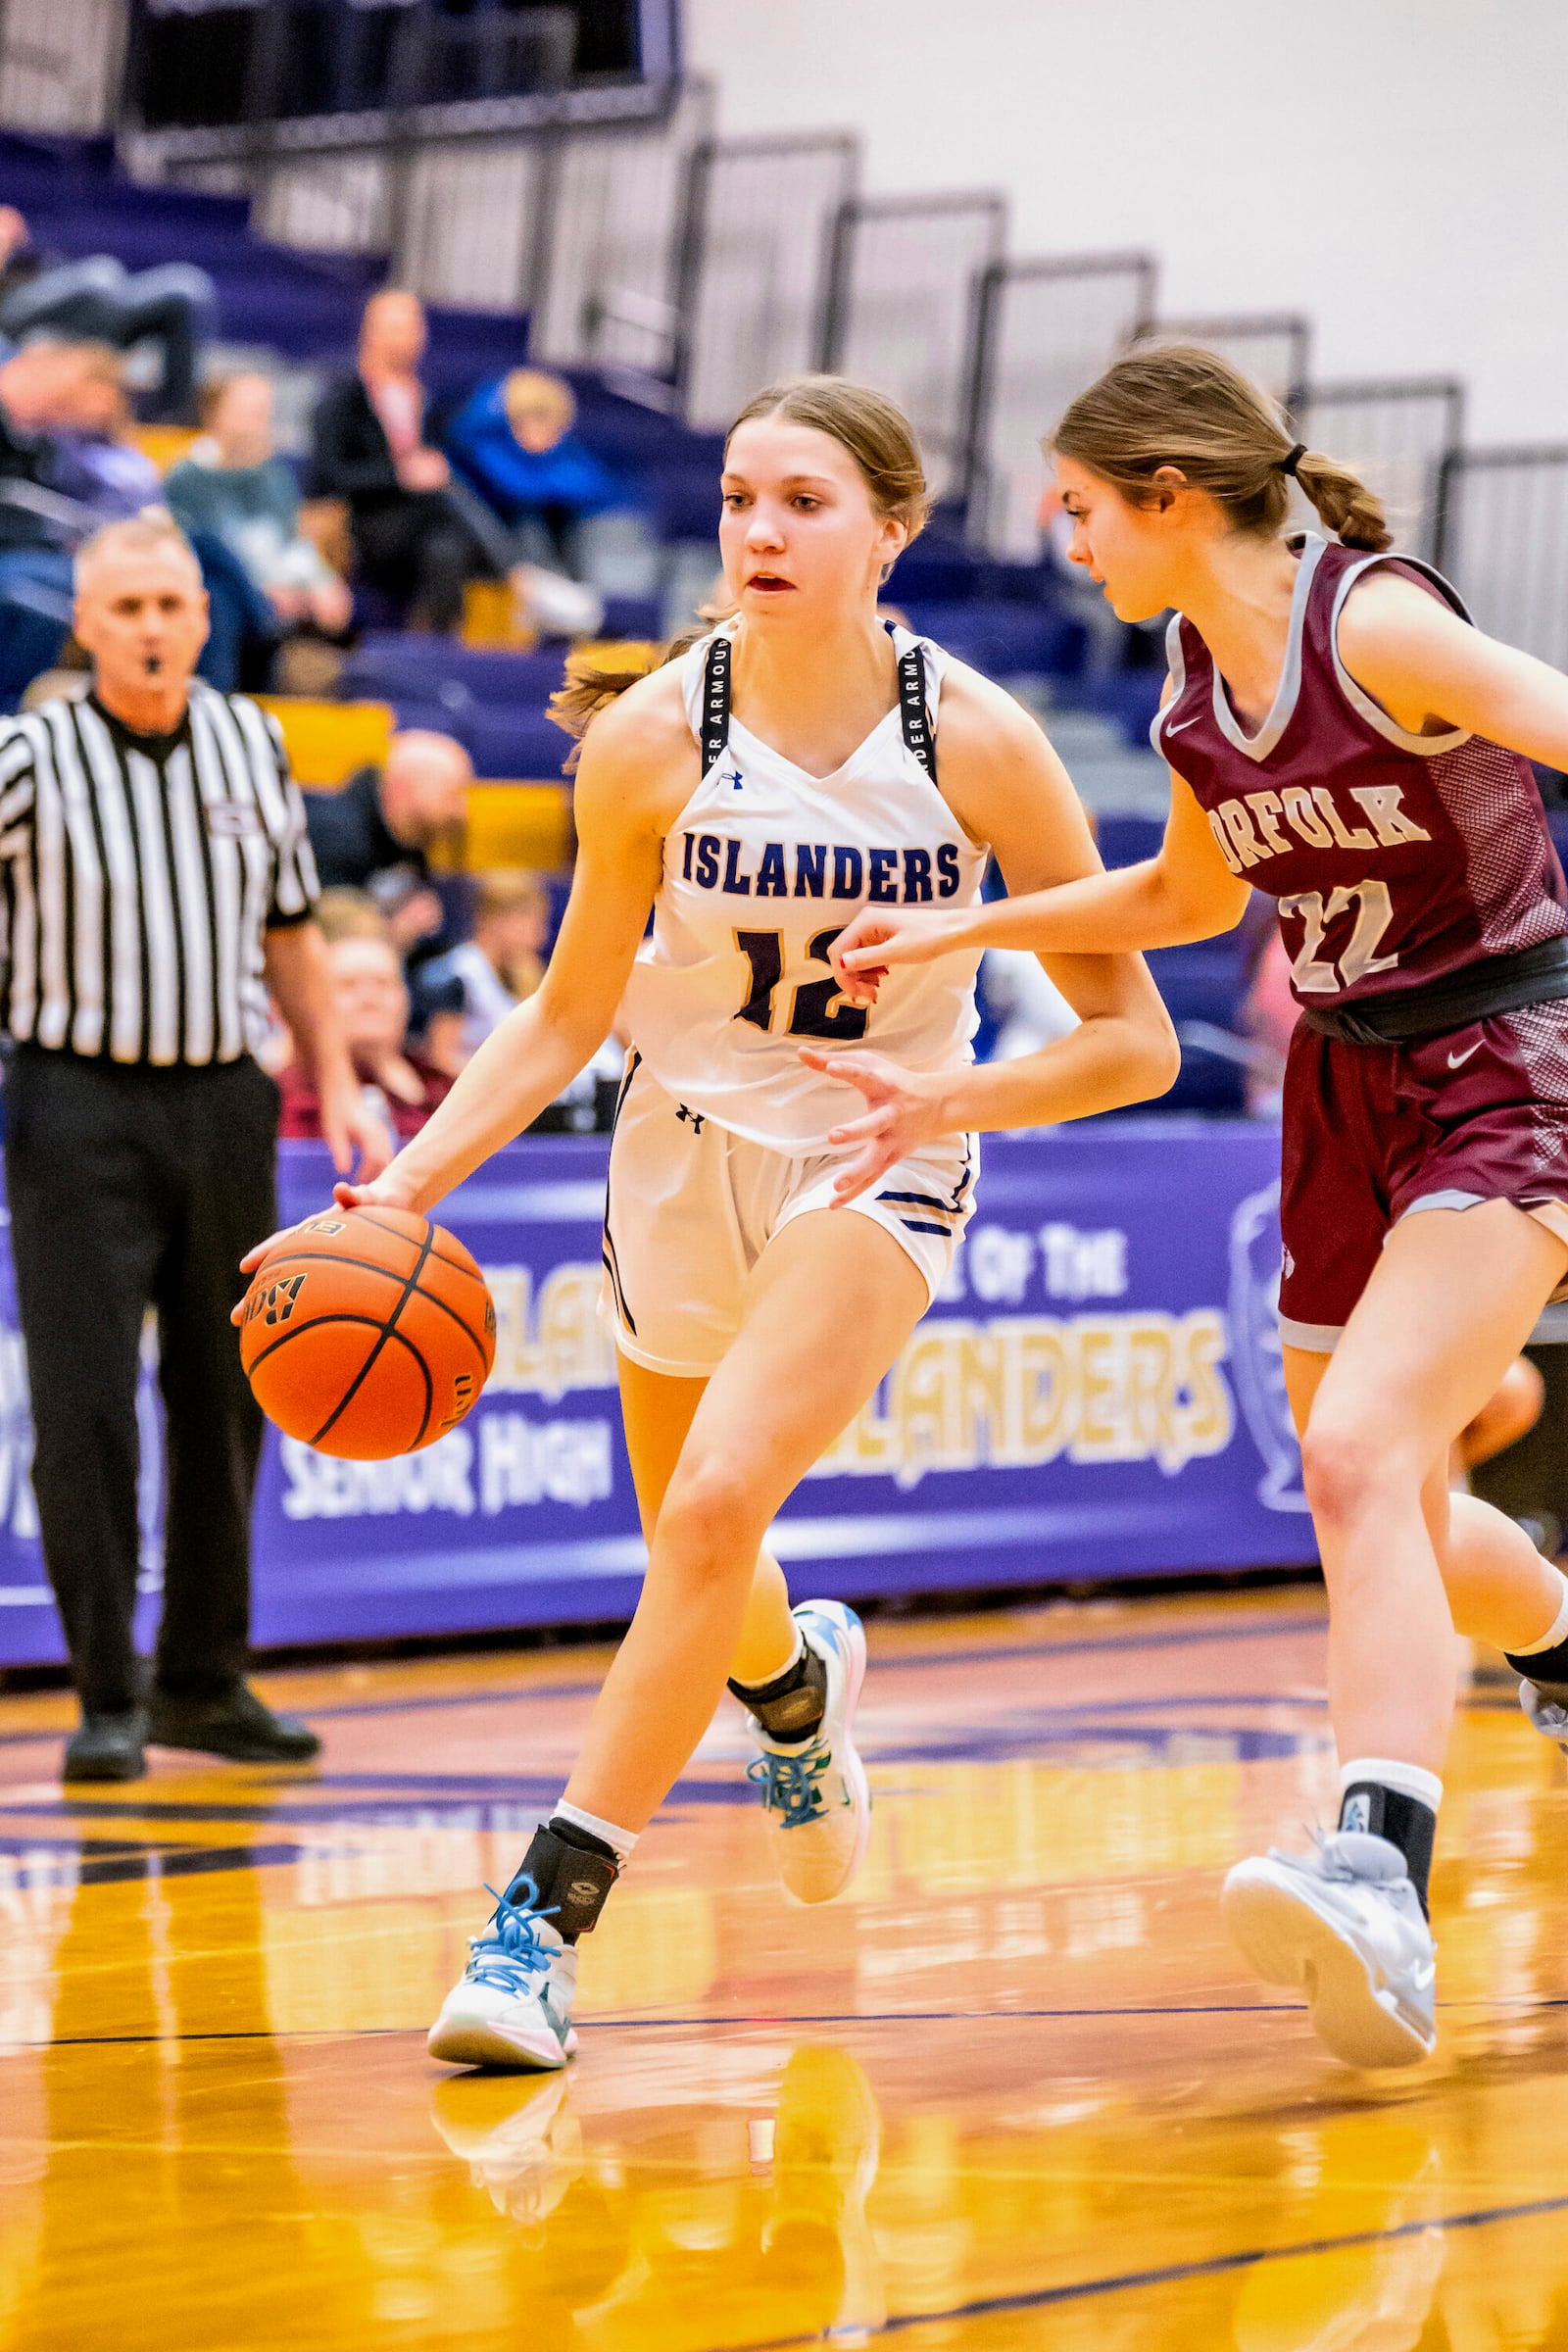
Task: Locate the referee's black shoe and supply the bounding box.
[63,1708,148,1783]
[147,1680,321,1764]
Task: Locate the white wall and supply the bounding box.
[684,0,1568,444]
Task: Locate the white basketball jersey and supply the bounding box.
[619,619,989,1152]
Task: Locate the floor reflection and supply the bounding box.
[3,1594,1568,2346]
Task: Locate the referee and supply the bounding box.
[0,509,388,1782]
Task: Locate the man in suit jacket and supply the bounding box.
[310,289,504,629]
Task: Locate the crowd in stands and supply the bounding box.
[0,200,1296,1126]
[0,274,647,702]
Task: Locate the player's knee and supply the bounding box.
[1298,1413,1403,1531]
[658,1454,766,1581]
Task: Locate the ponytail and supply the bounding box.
[1292,447,1391,553]
[549,610,729,773]
[1053,345,1391,552]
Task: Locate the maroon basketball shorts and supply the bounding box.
[1278,1001,1568,1351]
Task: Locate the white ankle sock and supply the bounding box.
[1507,1571,1568,1657]
[1339,1756,1444,1815]
[553,1798,639,1866]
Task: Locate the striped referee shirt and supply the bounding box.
[0,683,319,1066]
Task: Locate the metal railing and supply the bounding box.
[1294,376,1464,564]
[529,78,714,383]
[0,0,124,132]
[1434,447,1568,667]
[819,190,1005,505]
[966,252,1158,557]
[1131,312,1312,414]
[250,150,394,256]
[674,132,859,430]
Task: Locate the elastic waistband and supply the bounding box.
[1299,934,1568,1046]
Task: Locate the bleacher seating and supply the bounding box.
[2,127,1259,1102]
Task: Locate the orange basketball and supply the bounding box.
[238,1206,496,1460]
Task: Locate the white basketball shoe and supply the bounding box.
[427,1882,579,2071]
[744,1600,871,1905]
[1520,1678,1568,1752]
[1222,1830,1437,2069]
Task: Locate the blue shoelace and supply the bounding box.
[465,1878,561,1994]
[747,1745,830,1827]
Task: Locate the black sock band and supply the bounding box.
[505,1819,618,1941]
[727,1641,826,1745]
[1504,1630,1568,1701]
[1339,1782,1437,1916]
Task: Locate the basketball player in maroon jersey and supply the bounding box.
[824,345,1568,2069]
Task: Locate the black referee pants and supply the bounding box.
[4,1048,279,1714]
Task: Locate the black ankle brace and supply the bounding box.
[505,1819,618,1942]
[1339,1782,1436,1917]
[728,1642,826,1744]
[1504,1629,1568,1701]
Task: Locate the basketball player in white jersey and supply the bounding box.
[301,376,1177,2070]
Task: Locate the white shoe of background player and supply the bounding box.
[1222,1829,1437,2068]
[1520,1677,1568,1752]
[744,1600,871,1906]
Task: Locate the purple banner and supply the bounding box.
[0,1122,1314,1666]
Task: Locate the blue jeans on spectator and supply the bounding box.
[0,259,217,420]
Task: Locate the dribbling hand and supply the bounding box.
[829,905,971,1004]
[799,1045,952,1202]
[231,1164,426,1321]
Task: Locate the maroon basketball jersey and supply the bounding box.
[1152,532,1568,1005]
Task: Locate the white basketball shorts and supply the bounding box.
[601,1054,977,1377]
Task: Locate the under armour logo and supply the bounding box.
[676,1104,706,1135]
[724,769,744,790]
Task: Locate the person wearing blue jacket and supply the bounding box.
[442,368,626,578]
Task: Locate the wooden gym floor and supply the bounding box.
[3,1585,1568,2350]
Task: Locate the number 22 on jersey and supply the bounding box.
[1277,879,1398,994]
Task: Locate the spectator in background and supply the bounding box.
[310,288,500,631]
[279,927,452,1144]
[168,373,353,643]
[416,868,551,1065]
[0,206,215,421]
[304,726,470,955]
[0,341,279,698]
[47,366,162,523]
[445,367,622,578]
[0,336,127,699]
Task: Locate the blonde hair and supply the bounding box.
[503,368,574,434]
[1052,345,1391,553]
[74,506,203,593]
[550,373,929,760]
[475,868,549,925]
[314,887,391,945]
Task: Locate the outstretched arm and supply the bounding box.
[352,760,662,1216]
[831,745,1250,991]
[808,668,1191,1198]
[315,703,667,1226]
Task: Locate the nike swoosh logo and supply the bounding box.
[1447,1042,1483,1068]
[1166,713,1202,734]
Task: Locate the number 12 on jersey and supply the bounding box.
[733,927,869,1041]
